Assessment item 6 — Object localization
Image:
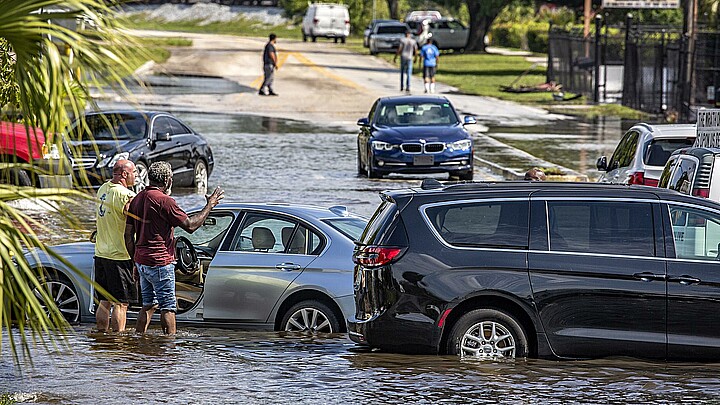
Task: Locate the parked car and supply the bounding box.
[67,111,214,189]
[357,95,475,180]
[597,123,695,186]
[348,181,720,361]
[0,121,71,187]
[658,146,720,200]
[368,22,411,55]
[425,19,469,51]
[363,19,397,48]
[405,10,442,22]
[26,203,367,333]
[301,3,350,43]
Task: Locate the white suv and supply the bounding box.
[302,3,350,43]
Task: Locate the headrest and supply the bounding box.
[252,227,275,250]
[282,227,306,254]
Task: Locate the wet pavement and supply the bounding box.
[3,326,720,403]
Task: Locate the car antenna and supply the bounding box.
[421,178,444,190]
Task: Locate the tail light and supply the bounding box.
[644,178,659,187]
[693,188,710,198]
[313,18,319,24]
[627,171,657,186]
[353,246,404,267]
[345,19,350,25]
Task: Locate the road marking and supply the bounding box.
[289,52,367,93]
[250,52,290,89]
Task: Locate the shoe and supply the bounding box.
[258,90,267,96]
[268,91,279,96]
[405,89,411,93]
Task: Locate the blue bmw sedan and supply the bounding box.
[357,96,476,180]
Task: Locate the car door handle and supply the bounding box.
[633,272,666,282]
[668,275,701,285]
[275,263,301,271]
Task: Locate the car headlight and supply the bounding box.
[97,152,129,168]
[372,141,397,151]
[447,139,472,152]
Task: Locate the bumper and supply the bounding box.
[373,159,472,175]
[312,29,349,38]
[347,311,442,354]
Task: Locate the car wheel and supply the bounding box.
[33,275,81,324]
[302,32,307,42]
[134,161,149,192]
[366,149,382,179]
[281,300,340,334]
[456,47,466,54]
[341,36,346,44]
[446,308,529,359]
[312,36,317,43]
[334,37,338,43]
[192,159,208,193]
[457,170,474,181]
[1,167,31,186]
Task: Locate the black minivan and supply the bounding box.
[348,181,720,361]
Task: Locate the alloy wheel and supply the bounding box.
[34,280,80,324]
[459,321,516,359]
[284,307,333,333]
[194,160,208,194]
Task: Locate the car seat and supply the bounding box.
[282,227,306,254]
[251,227,275,252]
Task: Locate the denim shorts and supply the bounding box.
[137,263,177,313]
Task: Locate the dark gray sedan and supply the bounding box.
[26,203,367,333]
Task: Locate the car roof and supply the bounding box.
[83,110,170,118]
[190,202,366,220]
[378,95,450,104]
[382,181,720,209]
[671,146,720,158]
[632,123,696,139]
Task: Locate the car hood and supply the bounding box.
[69,139,142,157]
[373,125,469,143]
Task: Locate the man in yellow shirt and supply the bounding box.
[95,159,137,332]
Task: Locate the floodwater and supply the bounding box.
[4,326,720,403]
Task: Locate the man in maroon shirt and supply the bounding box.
[124,162,224,335]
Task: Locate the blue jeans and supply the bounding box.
[137,263,177,312]
[400,59,413,90]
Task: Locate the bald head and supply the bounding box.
[112,159,136,188]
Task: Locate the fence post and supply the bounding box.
[594,14,603,103]
[621,13,634,108]
[547,22,554,84]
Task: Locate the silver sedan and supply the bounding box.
[26,203,367,333]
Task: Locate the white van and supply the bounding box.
[302,3,350,43]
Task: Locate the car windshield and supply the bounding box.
[322,217,368,241]
[644,138,695,166]
[71,113,148,141]
[377,25,407,35]
[376,102,459,126]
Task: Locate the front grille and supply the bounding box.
[424,143,445,153]
[696,161,713,188]
[72,156,97,169]
[401,143,422,153]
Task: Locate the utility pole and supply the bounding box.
[584,0,592,38]
[681,0,698,121]
[373,0,376,21]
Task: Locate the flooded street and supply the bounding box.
[4,326,720,403]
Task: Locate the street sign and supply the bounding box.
[694,109,720,148]
[602,0,679,8]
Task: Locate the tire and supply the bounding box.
[366,148,381,179]
[1,167,31,186]
[134,161,149,192]
[341,36,346,44]
[302,32,307,42]
[357,149,365,176]
[334,37,338,43]
[312,36,317,43]
[280,300,340,333]
[192,159,208,192]
[446,308,529,359]
[456,47,466,54]
[457,170,474,181]
[34,275,81,324]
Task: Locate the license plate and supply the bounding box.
[414,155,434,166]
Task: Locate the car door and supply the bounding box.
[528,196,667,359]
[429,21,447,48]
[167,117,195,185]
[147,116,178,167]
[203,211,321,323]
[603,130,640,183]
[665,203,720,360]
[445,20,467,48]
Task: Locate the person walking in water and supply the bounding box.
[95,159,137,333]
[420,38,440,94]
[394,30,418,93]
[259,33,279,96]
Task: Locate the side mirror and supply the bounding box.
[596,156,608,171]
[463,116,477,125]
[155,132,171,141]
[357,118,370,127]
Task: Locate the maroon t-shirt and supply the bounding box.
[127,187,188,267]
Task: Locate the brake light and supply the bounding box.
[353,246,404,267]
[313,18,319,24]
[644,178,659,187]
[627,171,645,185]
[345,19,350,25]
[693,188,710,198]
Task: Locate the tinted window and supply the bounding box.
[168,118,191,135]
[437,21,450,29]
[447,21,465,30]
[376,102,459,126]
[425,201,529,249]
[643,138,694,166]
[659,155,679,188]
[283,225,323,255]
[323,217,368,241]
[670,205,720,261]
[668,157,697,194]
[360,200,397,245]
[377,25,407,34]
[547,201,655,256]
[72,114,147,141]
[609,131,639,170]
[153,117,172,137]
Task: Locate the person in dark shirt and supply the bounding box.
[124,161,224,335]
[259,33,279,96]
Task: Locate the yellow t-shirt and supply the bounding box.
[95,181,136,260]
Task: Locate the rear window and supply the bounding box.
[322,217,368,242]
[424,201,529,249]
[359,200,397,245]
[644,138,695,166]
[668,157,698,194]
[377,25,407,35]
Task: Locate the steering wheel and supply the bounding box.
[175,236,200,275]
